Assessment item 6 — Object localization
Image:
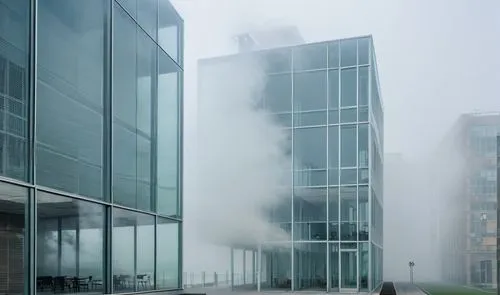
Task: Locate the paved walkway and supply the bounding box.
[394,283,427,295]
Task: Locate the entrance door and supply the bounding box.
[340,250,358,292]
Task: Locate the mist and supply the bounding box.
[171,0,500,282]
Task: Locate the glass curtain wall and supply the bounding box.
[0,0,183,294]
[257,36,382,292]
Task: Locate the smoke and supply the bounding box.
[194,54,292,248]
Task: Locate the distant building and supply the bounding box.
[438,113,500,288]
[198,33,384,293]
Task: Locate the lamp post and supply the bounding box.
[409,261,415,284]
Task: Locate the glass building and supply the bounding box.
[439,113,500,288]
[199,35,384,293]
[0,0,183,294]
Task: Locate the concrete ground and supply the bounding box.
[394,282,427,295]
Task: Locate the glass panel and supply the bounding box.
[294,243,327,290]
[341,68,356,107]
[264,74,291,113]
[358,186,369,241]
[358,106,368,122]
[294,127,327,183]
[261,244,291,290]
[113,4,155,211]
[117,0,136,18]
[340,186,357,241]
[294,187,326,241]
[113,209,154,292]
[157,52,180,216]
[328,126,339,186]
[36,0,105,198]
[157,219,180,289]
[158,0,180,62]
[340,168,357,185]
[341,251,358,289]
[264,48,291,73]
[328,41,340,68]
[340,108,357,123]
[340,125,356,167]
[358,66,369,106]
[359,124,368,167]
[359,243,369,290]
[268,195,292,241]
[340,39,357,67]
[0,183,27,294]
[293,71,327,112]
[328,69,339,110]
[272,113,292,128]
[37,191,104,294]
[293,43,327,71]
[294,111,326,127]
[137,0,158,40]
[328,187,339,240]
[329,110,339,124]
[358,38,369,65]
[330,243,339,291]
[0,0,29,181]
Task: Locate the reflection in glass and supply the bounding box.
[157,219,180,289]
[0,183,27,293]
[264,48,291,73]
[113,209,154,292]
[157,51,180,216]
[340,187,357,241]
[0,0,29,181]
[261,245,291,290]
[358,66,369,105]
[340,168,357,185]
[340,108,357,123]
[328,41,340,68]
[294,243,327,290]
[293,71,327,112]
[358,38,370,65]
[36,0,105,198]
[137,0,158,40]
[37,191,104,294]
[294,111,326,127]
[328,126,339,185]
[330,244,339,291]
[328,188,339,240]
[294,127,327,186]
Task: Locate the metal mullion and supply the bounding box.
[355,38,360,292]
[290,47,295,292]
[337,41,342,291]
[154,215,158,290]
[325,42,330,292]
[367,38,373,292]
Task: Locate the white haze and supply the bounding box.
[171,0,500,282]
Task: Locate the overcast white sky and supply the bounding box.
[170,0,500,280]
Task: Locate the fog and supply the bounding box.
[170,0,500,283]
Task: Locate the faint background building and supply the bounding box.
[197,30,384,293]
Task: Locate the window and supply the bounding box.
[358,66,369,106]
[340,39,357,67]
[341,125,357,167]
[328,69,339,110]
[157,218,180,289]
[158,0,181,63]
[264,74,291,113]
[36,0,105,198]
[293,71,327,111]
[328,41,340,68]
[37,192,104,294]
[294,127,327,186]
[293,43,327,71]
[341,68,357,107]
[358,38,370,65]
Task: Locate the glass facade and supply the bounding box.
[0,0,183,294]
[203,36,384,292]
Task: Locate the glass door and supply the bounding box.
[340,250,358,291]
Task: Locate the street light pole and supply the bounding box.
[409,261,415,284]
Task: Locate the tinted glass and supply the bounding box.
[293,43,327,71]
[340,39,357,67]
[158,0,180,62]
[0,0,29,181]
[293,71,327,111]
[358,124,369,167]
[116,0,136,18]
[137,0,158,40]
[358,38,370,65]
[294,243,327,290]
[264,48,291,73]
[358,66,369,106]
[157,52,180,216]
[340,108,357,123]
[328,69,339,110]
[341,125,356,167]
[264,74,291,113]
[113,4,155,211]
[294,127,327,170]
[294,111,326,127]
[341,68,356,107]
[157,219,180,289]
[37,192,104,294]
[36,0,105,199]
[328,41,340,68]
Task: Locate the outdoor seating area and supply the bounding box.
[36,276,102,293]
